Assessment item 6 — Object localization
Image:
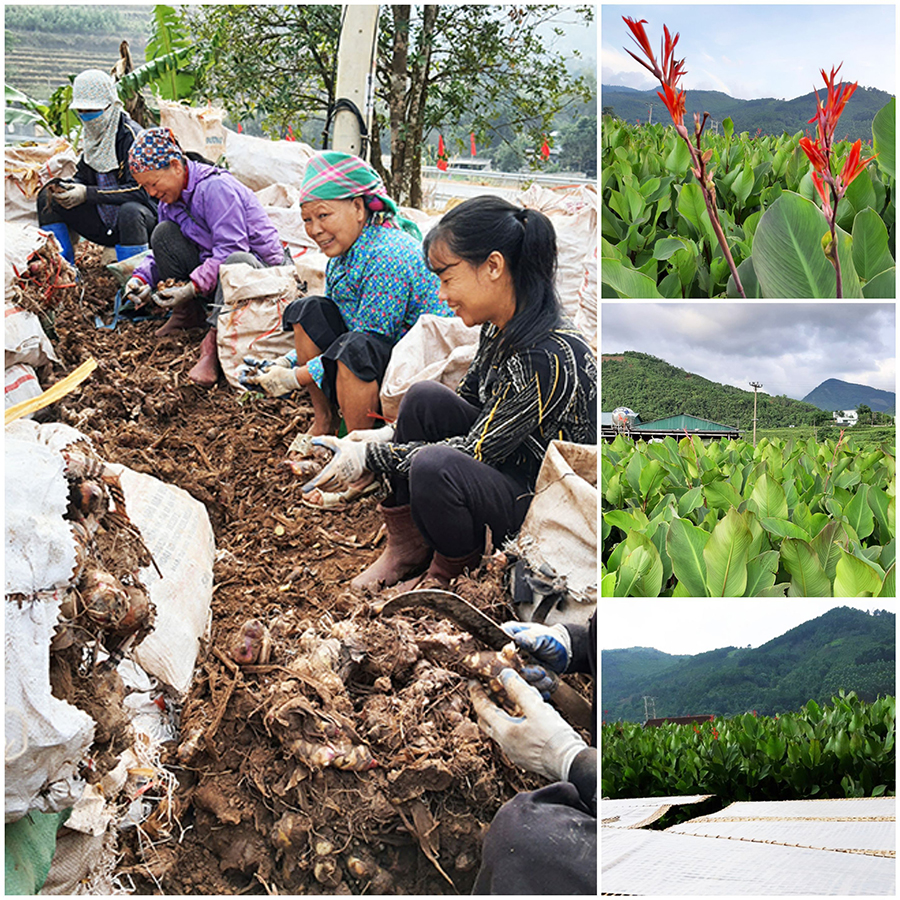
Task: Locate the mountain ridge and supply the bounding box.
[602,607,895,723]
[601,83,893,140]
[803,378,896,414]
[601,351,834,429]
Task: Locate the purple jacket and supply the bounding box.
[133,160,284,294]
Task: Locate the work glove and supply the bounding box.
[501,621,572,673]
[240,365,300,397]
[346,423,395,443]
[155,280,196,308]
[242,354,293,372]
[500,621,572,697]
[54,182,87,209]
[123,277,152,307]
[469,668,588,783]
[302,435,368,494]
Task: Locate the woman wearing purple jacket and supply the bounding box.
[124,128,289,386]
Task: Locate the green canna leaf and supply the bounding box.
[833,548,884,596]
[666,517,710,597]
[780,538,832,597]
[704,508,752,596]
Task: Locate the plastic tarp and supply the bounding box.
[601,826,895,895]
[601,794,714,829]
[669,797,896,856]
[601,797,897,895]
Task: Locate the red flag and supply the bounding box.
[437,134,448,171]
[286,125,296,142]
[470,132,476,156]
[237,123,243,133]
[541,137,550,161]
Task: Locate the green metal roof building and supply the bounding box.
[631,414,741,440]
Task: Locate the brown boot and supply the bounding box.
[352,504,432,591]
[425,548,484,585]
[188,328,220,387]
[155,298,206,337]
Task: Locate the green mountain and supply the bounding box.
[803,378,896,414]
[601,351,833,429]
[602,607,895,723]
[601,83,893,141]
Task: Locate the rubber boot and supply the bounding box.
[115,243,149,262]
[424,547,484,585]
[352,504,432,591]
[188,328,220,387]
[42,222,75,265]
[155,298,206,337]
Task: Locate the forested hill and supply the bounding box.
[602,607,895,723]
[803,378,896,414]
[601,83,892,141]
[601,351,830,429]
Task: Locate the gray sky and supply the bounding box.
[601,303,896,399]
[601,600,891,654]
[602,4,895,100]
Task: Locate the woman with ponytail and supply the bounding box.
[303,194,597,589]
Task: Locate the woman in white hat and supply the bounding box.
[36,69,157,264]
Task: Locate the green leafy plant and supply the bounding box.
[602,693,895,802]
[602,434,896,597]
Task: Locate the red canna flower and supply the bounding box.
[622,16,687,126]
[813,172,831,219]
[808,64,858,144]
[838,138,878,190]
[799,136,828,172]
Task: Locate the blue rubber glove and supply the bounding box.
[500,621,572,673]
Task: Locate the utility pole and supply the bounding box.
[331,5,380,158]
[642,696,656,722]
[647,103,653,125]
[750,381,763,446]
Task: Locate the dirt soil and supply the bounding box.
[27,243,588,895]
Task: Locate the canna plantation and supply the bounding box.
[602,14,896,299]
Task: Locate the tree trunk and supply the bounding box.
[388,6,410,202]
[405,6,438,209]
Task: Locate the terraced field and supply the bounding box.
[6,10,151,101]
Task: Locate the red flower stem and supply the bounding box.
[679,120,747,298]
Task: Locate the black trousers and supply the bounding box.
[282,295,394,406]
[391,381,532,558]
[36,187,155,247]
[472,782,597,895]
[149,220,291,327]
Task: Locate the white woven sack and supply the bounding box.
[5,139,78,226]
[4,362,42,416]
[510,440,597,622]
[379,314,480,421]
[223,128,316,192]
[159,99,226,160]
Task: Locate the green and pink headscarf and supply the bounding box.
[299,151,421,240]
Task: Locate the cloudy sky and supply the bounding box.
[601,600,890,654]
[601,303,896,399]
[602,4,895,101]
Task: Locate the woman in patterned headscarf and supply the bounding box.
[35,69,157,264]
[240,151,451,449]
[125,127,289,385]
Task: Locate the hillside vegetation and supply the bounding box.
[602,606,895,722]
[602,83,893,141]
[6,6,151,102]
[602,351,834,429]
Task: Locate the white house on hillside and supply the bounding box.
[833,409,858,426]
